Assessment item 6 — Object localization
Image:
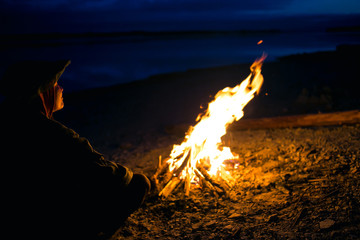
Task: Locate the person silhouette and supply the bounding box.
[0,60,150,239]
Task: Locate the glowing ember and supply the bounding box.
[158,54,266,197]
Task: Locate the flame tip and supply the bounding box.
[256,53,267,62]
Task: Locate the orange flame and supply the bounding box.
[166,54,266,185]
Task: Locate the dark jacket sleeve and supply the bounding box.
[48,118,133,187]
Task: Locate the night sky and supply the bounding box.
[1,0,360,34]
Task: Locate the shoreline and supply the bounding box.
[54,44,359,151]
[0,29,281,50]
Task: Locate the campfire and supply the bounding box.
[153,54,267,198]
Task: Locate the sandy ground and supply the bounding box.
[54,45,360,239]
[112,125,360,240]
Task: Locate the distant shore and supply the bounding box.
[1,29,283,39]
[0,29,282,49]
[2,26,358,43]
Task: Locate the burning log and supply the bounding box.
[153,152,228,198]
[159,177,181,198]
[194,168,216,193]
[197,164,229,195]
[152,156,171,193]
[153,55,267,198]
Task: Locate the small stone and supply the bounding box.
[229,213,242,219]
[204,220,217,228]
[224,224,233,230]
[192,222,202,230]
[320,219,335,229]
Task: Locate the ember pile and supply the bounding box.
[112,124,360,239]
